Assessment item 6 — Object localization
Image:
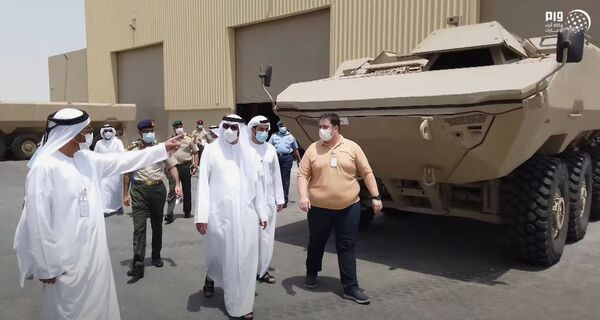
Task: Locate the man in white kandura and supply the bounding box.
[13,108,183,320]
[94,124,126,216]
[195,114,267,320]
[248,115,285,284]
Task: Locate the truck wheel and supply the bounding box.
[503,156,570,266]
[561,152,592,242]
[11,135,39,160]
[587,150,600,221]
[0,135,6,160]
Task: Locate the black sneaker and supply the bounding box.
[343,287,370,305]
[304,274,318,289]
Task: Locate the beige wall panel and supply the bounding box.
[235,9,330,104]
[117,45,167,143]
[481,0,599,39]
[48,49,88,102]
[86,0,478,114]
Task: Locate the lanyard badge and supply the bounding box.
[330,151,337,168]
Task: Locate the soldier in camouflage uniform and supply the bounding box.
[192,119,215,149]
[122,119,181,283]
[165,120,199,223]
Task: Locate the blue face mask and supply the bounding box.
[279,127,287,134]
[142,132,156,144]
[255,131,268,143]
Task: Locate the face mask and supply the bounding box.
[103,131,113,140]
[279,127,287,134]
[255,131,268,143]
[197,125,203,130]
[79,133,93,150]
[319,128,333,142]
[142,132,156,144]
[175,127,184,135]
[223,128,238,143]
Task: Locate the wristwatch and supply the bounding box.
[372,195,382,201]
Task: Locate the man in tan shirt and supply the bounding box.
[122,119,182,283]
[298,113,382,305]
[166,120,200,223]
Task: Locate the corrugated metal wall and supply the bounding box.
[85,0,479,112]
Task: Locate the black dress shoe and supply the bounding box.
[152,258,164,268]
[164,215,174,224]
[184,212,191,218]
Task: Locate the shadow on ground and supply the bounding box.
[275,211,547,286]
[187,287,230,318]
[281,275,344,297]
[119,257,178,268]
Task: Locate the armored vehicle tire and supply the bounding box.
[503,156,570,266]
[561,152,592,242]
[0,135,6,160]
[11,135,39,160]
[587,150,600,221]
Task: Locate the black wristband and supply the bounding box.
[372,195,382,201]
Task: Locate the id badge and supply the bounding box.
[330,155,338,168]
[79,189,89,217]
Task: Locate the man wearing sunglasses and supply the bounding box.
[195,114,267,319]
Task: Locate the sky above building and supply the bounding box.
[0,0,85,102]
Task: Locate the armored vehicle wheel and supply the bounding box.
[587,150,600,221]
[11,135,39,160]
[561,152,592,242]
[0,135,6,160]
[503,156,570,266]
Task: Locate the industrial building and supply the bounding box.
[49,0,599,141]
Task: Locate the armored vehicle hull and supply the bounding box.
[275,22,600,265]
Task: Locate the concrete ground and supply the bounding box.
[1,160,600,319]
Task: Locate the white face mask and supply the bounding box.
[175,127,184,135]
[319,128,333,142]
[197,125,203,130]
[103,131,114,140]
[79,132,93,150]
[223,128,238,144]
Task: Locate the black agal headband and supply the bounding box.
[222,116,245,123]
[43,109,89,144]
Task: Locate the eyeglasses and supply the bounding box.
[222,123,239,131]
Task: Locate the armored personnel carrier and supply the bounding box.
[0,101,136,160]
[270,22,600,266]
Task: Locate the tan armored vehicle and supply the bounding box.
[266,22,600,266]
[0,102,136,160]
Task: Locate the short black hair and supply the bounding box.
[319,113,340,128]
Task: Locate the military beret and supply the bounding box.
[172,120,183,127]
[137,119,154,130]
[196,119,204,125]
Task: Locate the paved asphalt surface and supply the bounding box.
[1,160,600,319]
